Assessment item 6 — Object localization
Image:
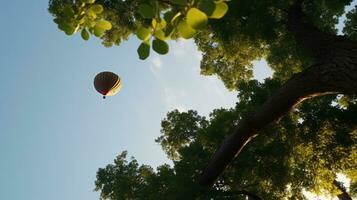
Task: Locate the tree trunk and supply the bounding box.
[199,1,357,186]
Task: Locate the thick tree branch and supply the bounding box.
[208,189,262,200]
[200,2,357,185]
[200,62,357,186]
[227,190,262,200]
[199,63,345,186]
[287,0,357,61]
[334,180,352,200]
[201,63,357,186]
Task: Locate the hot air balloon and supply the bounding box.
[94,71,121,99]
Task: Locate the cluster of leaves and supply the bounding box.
[344,5,357,40]
[155,110,208,160]
[49,0,112,38]
[49,0,229,60]
[194,0,353,89]
[303,0,352,33]
[95,80,357,199]
[49,0,356,90]
[134,0,229,59]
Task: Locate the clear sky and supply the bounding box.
[0,1,354,200]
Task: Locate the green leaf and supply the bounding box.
[80,0,96,4]
[137,42,150,60]
[95,20,112,30]
[90,4,104,14]
[136,26,152,41]
[78,16,86,25]
[163,11,175,22]
[81,28,90,40]
[63,5,75,19]
[164,25,174,37]
[138,4,155,19]
[186,8,208,30]
[152,19,167,30]
[177,20,196,39]
[53,18,62,25]
[93,20,112,37]
[210,2,228,19]
[199,0,216,16]
[170,0,187,5]
[337,96,350,108]
[152,39,169,54]
[93,28,104,37]
[86,9,97,19]
[58,22,76,35]
[154,29,166,40]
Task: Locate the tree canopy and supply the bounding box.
[48,0,356,88]
[48,0,357,199]
[95,80,357,199]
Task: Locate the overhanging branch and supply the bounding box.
[199,0,357,187]
[199,62,343,186]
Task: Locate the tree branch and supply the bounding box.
[199,63,343,186]
[228,190,262,200]
[199,1,357,187]
[334,180,352,200]
[287,0,356,61]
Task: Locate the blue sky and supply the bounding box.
[0,1,354,200]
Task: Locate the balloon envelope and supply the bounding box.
[94,71,121,98]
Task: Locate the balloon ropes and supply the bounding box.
[94,71,121,99]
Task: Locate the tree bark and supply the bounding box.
[199,1,357,186]
[334,180,352,200]
[229,190,262,200]
[211,189,262,200]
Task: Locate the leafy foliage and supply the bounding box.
[49,0,229,59]
[95,80,357,199]
[48,0,355,89]
[344,5,357,40]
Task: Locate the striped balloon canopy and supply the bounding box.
[93,71,121,99]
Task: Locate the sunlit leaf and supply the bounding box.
[93,28,104,37]
[93,21,111,37]
[90,4,104,14]
[154,29,166,40]
[177,20,196,39]
[186,8,208,30]
[210,2,228,19]
[95,20,112,30]
[78,16,86,25]
[136,26,152,41]
[152,18,167,30]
